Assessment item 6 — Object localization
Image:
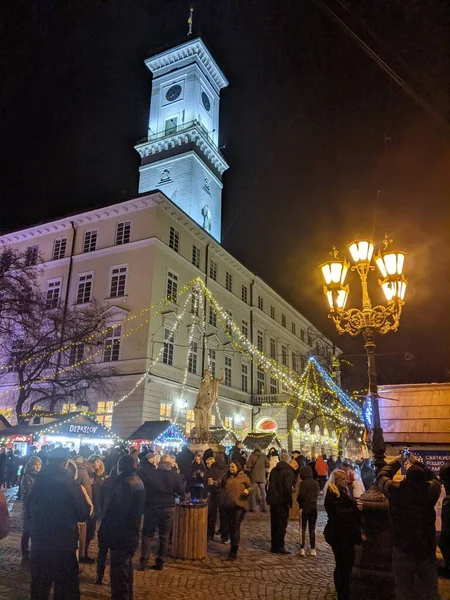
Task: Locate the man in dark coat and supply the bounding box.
[27,447,90,600]
[98,454,145,600]
[175,445,195,477]
[246,444,269,512]
[137,452,157,568]
[267,453,296,554]
[230,441,246,470]
[139,454,184,571]
[378,452,441,600]
[205,455,227,540]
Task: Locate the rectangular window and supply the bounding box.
[162,328,175,365]
[281,314,286,328]
[241,285,248,304]
[225,309,232,335]
[241,319,248,339]
[192,245,201,268]
[270,377,277,395]
[25,245,39,266]
[224,356,232,387]
[166,270,178,302]
[258,296,264,311]
[300,329,305,342]
[308,332,313,346]
[188,341,198,374]
[208,348,216,377]
[292,351,297,372]
[257,329,264,352]
[160,403,172,420]
[62,403,76,414]
[281,345,287,366]
[76,273,93,304]
[8,340,24,373]
[209,260,217,281]
[69,343,84,365]
[225,271,233,292]
[186,409,195,436]
[103,325,122,362]
[97,401,113,428]
[83,230,98,253]
[115,221,131,245]
[224,416,233,429]
[210,415,216,426]
[52,238,67,261]
[300,354,306,372]
[270,305,275,320]
[257,366,265,395]
[190,289,199,316]
[270,337,276,360]
[292,322,296,335]
[169,226,180,253]
[165,117,178,135]
[209,307,217,327]
[46,279,61,309]
[241,363,248,392]
[110,266,127,298]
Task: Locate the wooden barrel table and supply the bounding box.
[171,502,208,559]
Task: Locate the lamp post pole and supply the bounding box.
[319,236,407,599]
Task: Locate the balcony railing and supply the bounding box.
[136,120,217,149]
[251,393,290,406]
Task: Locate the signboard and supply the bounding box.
[363,396,374,429]
[10,435,31,443]
[408,450,450,475]
[67,424,98,435]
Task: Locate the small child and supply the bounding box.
[297,466,319,556]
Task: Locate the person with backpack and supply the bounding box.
[267,453,296,554]
[245,444,269,513]
[298,466,320,557]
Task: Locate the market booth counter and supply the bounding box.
[0,412,119,455]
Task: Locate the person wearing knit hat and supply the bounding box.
[377,451,441,600]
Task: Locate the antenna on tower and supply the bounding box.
[187,6,194,36]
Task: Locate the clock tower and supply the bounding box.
[135,38,229,242]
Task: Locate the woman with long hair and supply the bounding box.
[324,469,363,600]
[221,461,253,560]
[185,453,207,500]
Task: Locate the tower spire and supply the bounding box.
[187,6,194,36]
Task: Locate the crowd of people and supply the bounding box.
[0,441,447,600]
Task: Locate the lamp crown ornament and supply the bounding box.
[382,233,393,250]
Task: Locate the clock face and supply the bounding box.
[166,84,182,102]
[201,92,211,112]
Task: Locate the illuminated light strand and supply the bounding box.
[0,279,197,372]
[112,291,193,408]
[1,295,182,403]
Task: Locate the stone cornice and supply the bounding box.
[145,38,228,92]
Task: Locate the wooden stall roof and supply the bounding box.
[379,383,450,444]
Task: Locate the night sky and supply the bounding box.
[0,0,449,387]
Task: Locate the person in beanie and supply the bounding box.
[20,455,42,567]
[98,454,145,599]
[267,452,296,554]
[245,444,269,513]
[139,454,184,571]
[439,462,450,577]
[298,466,319,556]
[221,461,253,560]
[27,447,90,600]
[378,452,441,600]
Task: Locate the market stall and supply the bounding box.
[128,420,186,453]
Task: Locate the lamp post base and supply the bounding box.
[350,486,394,600]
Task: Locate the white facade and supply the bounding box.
[0,37,340,448]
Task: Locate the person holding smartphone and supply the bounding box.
[377,450,441,600]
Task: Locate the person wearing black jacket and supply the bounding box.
[139,454,184,571]
[137,452,157,569]
[185,453,207,500]
[27,447,90,600]
[267,454,295,554]
[205,455,227,540]
[229,441,246,470]
[298,466,319,556]
[98,454,145,600]
[377,452,441,600]
[324,470,362,600]
[175,444,195,477]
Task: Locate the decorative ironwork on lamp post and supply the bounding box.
[319,236,407,473]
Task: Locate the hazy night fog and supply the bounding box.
[0,0,448,387]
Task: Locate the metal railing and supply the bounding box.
[136,120,217,148]
[251,393,289,406]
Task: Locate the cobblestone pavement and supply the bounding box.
[0,488,449,600]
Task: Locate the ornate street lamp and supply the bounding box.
[320,236,407,471]
[320,235,407,599]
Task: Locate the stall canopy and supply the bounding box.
[209,427,238,445]
[243,432,281,451]
[0,412,117,442]
[128,421,186,445]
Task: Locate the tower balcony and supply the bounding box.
[135,120,229,176]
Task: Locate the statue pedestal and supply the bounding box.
[188,440,210,455]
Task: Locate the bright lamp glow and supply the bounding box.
[376,251,406,278]
[321,260,349,285]
[348,239,375,263]
[326,285,349,310]
[381,279,407,302]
